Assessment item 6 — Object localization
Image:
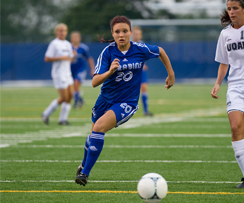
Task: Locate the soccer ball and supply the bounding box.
[137,173,168,203]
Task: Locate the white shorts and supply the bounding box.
[226,86,244,114]
[53,75,74,89]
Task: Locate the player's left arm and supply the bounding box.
[143,64,148,71]
[69,44,76,62]
[87,57,95,76]
[158,47,175,89]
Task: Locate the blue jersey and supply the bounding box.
[94,41,159,104]
[71,43,91,72]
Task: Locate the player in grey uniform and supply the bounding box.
[211,0,244,188]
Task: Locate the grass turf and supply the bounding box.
[1,84,244,202]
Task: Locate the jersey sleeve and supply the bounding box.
[68,43,74,58]
[45,41,56,58]
[143,43,160,60]
[215,31,229,65]
[94,46,110,75]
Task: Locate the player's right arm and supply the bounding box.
[211,63,229,99]
[44,56,72,62]
[211,30,229,99]
[87,57,96,76]
[92,59,119,87]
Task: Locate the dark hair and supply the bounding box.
[97,15,131,43]
[221,0,244,25]
[110,15,131,30]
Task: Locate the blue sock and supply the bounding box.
[81,134,90,167]
[141,92,148,113]
[74,91,80,106]
[82,131,105,177]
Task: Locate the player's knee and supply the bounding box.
[141,86,147,93]
[66,96,72,103]
[231,122,242,140]
[93,122,105,133]
[57,97,64,104]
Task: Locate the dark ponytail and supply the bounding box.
[221,9,232,26]
[97,34,115,43]
[221,0,244,26]
[97,15,131,43]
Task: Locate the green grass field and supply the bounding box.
[1,84,244,202]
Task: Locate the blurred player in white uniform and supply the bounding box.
[132,26,153,116]
[42,23,75,125]
[211,0,244,188]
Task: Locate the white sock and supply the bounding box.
[43,99,59,117]
[232,139,244,177]
[59,102,71,122]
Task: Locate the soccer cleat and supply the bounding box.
[236,178,244,188]
[58,121,70,125]
[41,114,49,125]
[78,97,84,108]
[75,173,88,186]
[73,103,78,109]
[144,112,153,117]
[76,163,84,176]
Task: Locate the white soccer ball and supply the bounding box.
[137,173,168,203]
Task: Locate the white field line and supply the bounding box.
[0,107,227,148]
[0,144,10,148]
[1,124,229,129]
[0,118,91,122]
[0,117,229,123]
[151,125,229,129]
[180,118,228,122]
[0,124,91,147]
[0,134,231,148]
[13,145,233,149]
[121,107,226,129]
[0,160,237,163]
[104,134,231,138]
[0,133,231,138]
[0,117,228,123]
[0,180,241,184]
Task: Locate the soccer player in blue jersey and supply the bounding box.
[71,31,95,108]
[75,16,175,186]
[133,26,153,116]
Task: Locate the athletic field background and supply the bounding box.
[1,84,244,202]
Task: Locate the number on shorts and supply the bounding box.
[115,71,133,82]
[120,103,132,113]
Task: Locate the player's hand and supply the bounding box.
[164,75,175,90]
[143,64,148,71]
[60,56,72,61]
[109,59,120,74]
[211,84,220,99]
